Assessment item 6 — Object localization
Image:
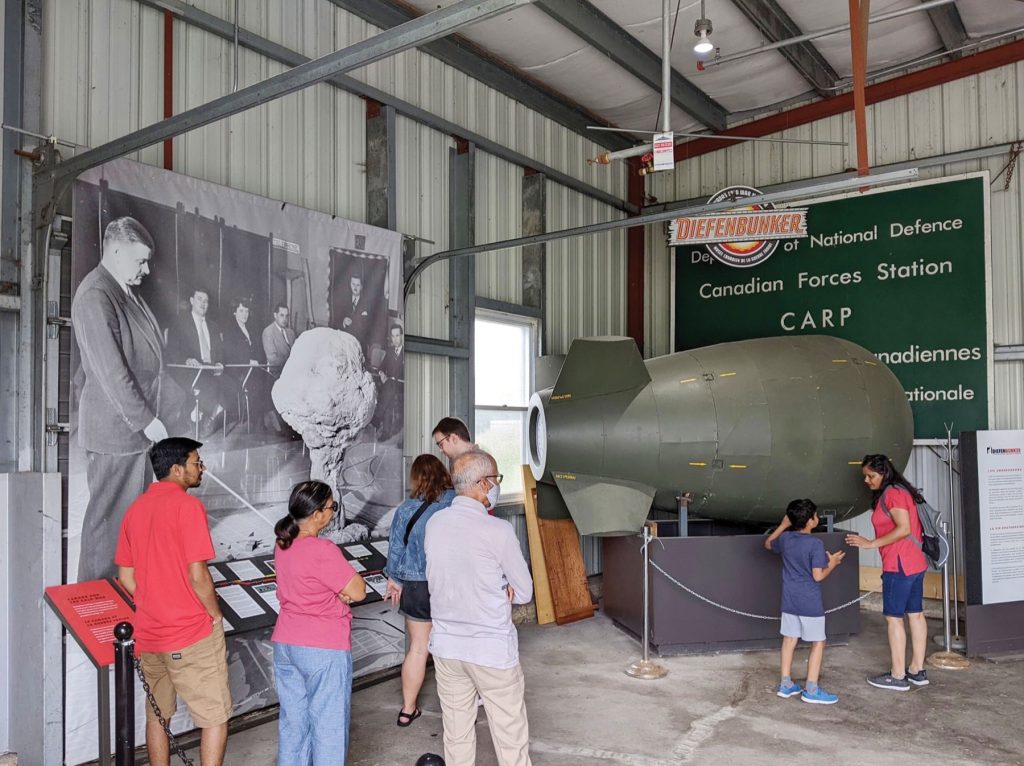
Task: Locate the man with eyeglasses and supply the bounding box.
[115,437,232,766]
[432,417,500,515]
[424,449,534,766]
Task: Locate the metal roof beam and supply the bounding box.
[926,2,969,54]
[107,0,633,213]
[534,0,728,131]
[729,0,839,95]
[45,0,531,185]
[328,0,632,151]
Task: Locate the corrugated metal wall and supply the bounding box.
[545,186,627,355]
[475,151,522,303]
[396,114,451,344]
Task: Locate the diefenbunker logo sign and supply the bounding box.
[668,185,808,268]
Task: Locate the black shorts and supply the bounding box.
[399,580,431,622]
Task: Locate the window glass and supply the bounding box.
[472,314,536,503]
[474,319,529,407]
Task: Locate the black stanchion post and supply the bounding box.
[114,621,136,766]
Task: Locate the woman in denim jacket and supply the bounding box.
[384,454,456,726]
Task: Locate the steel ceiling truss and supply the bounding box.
[729,0,840,95]
[42,0,532,188]
[326,0,633,151]
[926,2,969,54]
[534,0,728,131]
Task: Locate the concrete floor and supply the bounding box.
[190,610,1024,766]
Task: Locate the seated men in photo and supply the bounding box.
[262,303,295,369]
[169,287,235,438]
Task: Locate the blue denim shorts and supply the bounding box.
[882,563,925,617]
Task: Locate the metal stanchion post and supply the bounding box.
[114,622,136,766]
[625,525,668,679]
[945,425,966,651]
[928,522,969,670]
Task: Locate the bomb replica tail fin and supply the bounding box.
[551,337,651,401]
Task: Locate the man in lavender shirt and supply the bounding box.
[425,450,534,766]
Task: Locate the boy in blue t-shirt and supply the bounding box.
[764,498,845,704]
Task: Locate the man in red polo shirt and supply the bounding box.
[115,437,231,766]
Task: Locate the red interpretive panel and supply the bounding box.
[44,579,135,668]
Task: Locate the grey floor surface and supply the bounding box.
[187,610,1024,766]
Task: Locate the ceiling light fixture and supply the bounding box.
[693,1,714,59]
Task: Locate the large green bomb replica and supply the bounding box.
[527,335,913,536]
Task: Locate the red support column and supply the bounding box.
[163,11,174,170]
[626,159,645,353]
[848,0,870,176]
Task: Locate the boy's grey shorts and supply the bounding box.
[780,612,826,642]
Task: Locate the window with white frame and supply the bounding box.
[474,311,538,504]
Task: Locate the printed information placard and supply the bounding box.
[44,579,135,668]
[974,430,1024,605]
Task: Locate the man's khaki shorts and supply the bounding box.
[139,623,232,728]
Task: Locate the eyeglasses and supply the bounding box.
[481,474,503,485]
[320,502,337,513]
[434,434,451,448]
[186,460,205,469]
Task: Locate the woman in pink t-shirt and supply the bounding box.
[272,481,366,765]
[846,454,930,693]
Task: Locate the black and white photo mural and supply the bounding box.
[65,159,406,763]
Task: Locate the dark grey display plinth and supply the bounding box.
[603,530,860,655]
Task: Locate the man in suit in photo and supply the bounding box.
[262,303,295,368]
[222,297,277,433]
[372,323,404,440]
[340,274,373,358]
[71,216,171,582]
[169,287,234,438]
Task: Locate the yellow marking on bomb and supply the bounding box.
[551,393,572,401]
[832,359,848,363]
[688,461,707,467]
[719,372,737,377]
[554,473,577,480]
[680,377,697,384]
[729,464,748,469]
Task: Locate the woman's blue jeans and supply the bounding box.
[274,642,353,765]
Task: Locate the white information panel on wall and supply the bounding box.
[975,430,1024,605]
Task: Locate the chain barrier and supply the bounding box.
[133,657,196,766]
[992,141,1023,192]
[1004,142,1021,192]
[641,536,879,621]
[649,560,879,620]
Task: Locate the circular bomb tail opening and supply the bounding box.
[527,391,547,481]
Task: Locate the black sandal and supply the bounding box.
[397,708,422,727]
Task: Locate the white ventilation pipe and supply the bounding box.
[701,0,956,70]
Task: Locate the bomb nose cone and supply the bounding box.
[528,391,548,481]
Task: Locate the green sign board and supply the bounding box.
[673,174,991,440]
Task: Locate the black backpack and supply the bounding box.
[880,491,950,569]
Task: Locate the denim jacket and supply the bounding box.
[384,489,456,584]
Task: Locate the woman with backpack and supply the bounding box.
[846,454,930,692]
[384,454,457,726]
